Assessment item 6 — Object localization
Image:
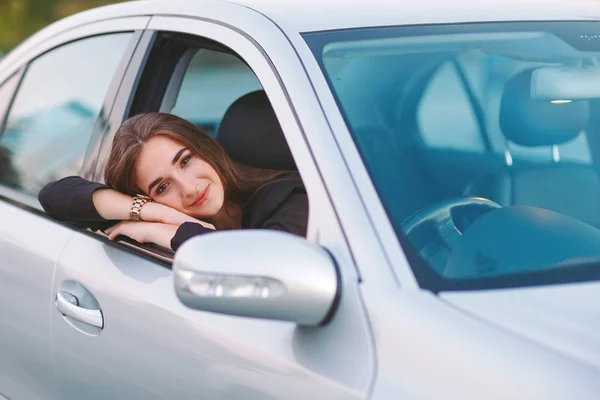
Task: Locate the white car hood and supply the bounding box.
[440,281,600,371]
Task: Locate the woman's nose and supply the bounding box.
[182,182,197,198]
[176,175,196,198]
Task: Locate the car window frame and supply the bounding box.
[90,15,351,269]
[94,27,302,264]
[0,71,24,135]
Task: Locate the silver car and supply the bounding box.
[1,0,600,399]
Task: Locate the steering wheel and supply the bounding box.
[402,197,501,272]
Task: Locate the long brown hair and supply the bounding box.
[104,112,288,207]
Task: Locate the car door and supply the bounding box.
[50,8,375,400]
[0,69,69,400]
[0,19,147,400]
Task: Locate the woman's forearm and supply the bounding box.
[40,176,212,230]
[38,176,110,222]
[93,188,208,227]
[92,188,135,221]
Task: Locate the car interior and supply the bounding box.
[311,27,600,285]
[464,68,600,228]
[403,60,600,282]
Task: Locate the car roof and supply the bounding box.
[226,0,600,32]
[3,0,599,69]
[28,0,600,35]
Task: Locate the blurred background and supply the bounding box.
[0,0,125,56]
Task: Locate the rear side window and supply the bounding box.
[0,33,132,194]
[417,62,485,153]
[167,48,262,136]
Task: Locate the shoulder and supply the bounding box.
[243,172,307,228]
[252,172,306,203]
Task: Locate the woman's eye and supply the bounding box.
[181,155,191,167]
[156,183,168,195]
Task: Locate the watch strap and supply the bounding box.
[130,194,152,221]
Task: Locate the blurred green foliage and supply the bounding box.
[0,0,125,53]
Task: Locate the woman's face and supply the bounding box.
[134,135,225,218]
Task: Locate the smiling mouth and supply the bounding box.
[190,185,210,208]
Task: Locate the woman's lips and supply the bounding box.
[190,185,210,208]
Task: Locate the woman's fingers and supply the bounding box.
[103,224,117,236]
[104,221,131,241]
[106,223,123,241]
[104,221,152,243]
[198,220,216,230]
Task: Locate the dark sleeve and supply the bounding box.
[170,222,214,251]
[260,191,308,237]
[38,176,115,231]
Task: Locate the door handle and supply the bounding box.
[55,291,104,329]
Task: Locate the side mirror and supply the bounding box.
[173,230,340,326]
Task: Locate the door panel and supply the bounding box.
[0,201,74,400]
[52,234,368,400]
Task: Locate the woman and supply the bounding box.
[38,113,308,251]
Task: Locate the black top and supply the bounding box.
[38,173,308,251]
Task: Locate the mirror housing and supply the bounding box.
[173,230,340,326]
[531,66,600,101]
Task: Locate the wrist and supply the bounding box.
[130,194,153,221]
[139,202,193,226]
[146,223,179,248]
[139,201,162,222]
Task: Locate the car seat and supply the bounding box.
[464,69,600,227]
[216,90,297,171]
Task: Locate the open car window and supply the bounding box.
[112,31,301,264]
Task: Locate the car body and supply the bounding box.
[1,0,600,399]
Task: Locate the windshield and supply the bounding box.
[305,22,600,291]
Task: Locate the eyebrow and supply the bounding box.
[147,147,187,194]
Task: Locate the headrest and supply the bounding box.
[500,69,590,147]
[217,90,297,171]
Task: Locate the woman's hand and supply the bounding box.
[104,221,179,249]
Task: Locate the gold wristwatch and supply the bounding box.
[130,194,153,221]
